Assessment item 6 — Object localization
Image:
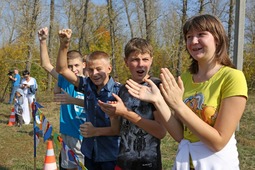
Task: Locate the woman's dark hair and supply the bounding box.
[183,14,235,74]
[22,70,30,76]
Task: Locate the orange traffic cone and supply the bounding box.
[43,140,57,170]
[7,108,16,126]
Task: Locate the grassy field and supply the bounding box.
[0,91,254,170]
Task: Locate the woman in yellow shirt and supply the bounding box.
[125,14,248,170]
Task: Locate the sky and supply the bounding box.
[91,0,107,5]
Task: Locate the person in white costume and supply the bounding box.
[20,70,38,124]
[124,14,248,170]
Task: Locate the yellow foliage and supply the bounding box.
[90,26,111,52]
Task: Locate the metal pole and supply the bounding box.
[233,0,246,131]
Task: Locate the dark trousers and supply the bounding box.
[59,152,67,170]
[85,156,116,170]
[15,113,23,126]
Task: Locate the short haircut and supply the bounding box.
[67,50,83,62]
[124,38,153,59]
[86,51,111,64]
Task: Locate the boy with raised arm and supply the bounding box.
[56,29,121,170]
[38,27,85,170]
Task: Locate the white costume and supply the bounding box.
[173,135,239,170]
[20,77,37,124]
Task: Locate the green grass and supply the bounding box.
[0,91,254,169]
[0,93,60,170]
[236,91,255,169]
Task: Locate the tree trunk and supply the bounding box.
[143,0,153,43]
[123,0,134,38]
[26,0,39,71]
[107,0,117,78]
[228,0,234,54]
[46,0,55,92]
[198,0,205,14]
[176,0,187,76]
[134,0,144,37]
[78,0,89,52]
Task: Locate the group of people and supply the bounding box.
[37,13,247,170]
[8,68,38,126]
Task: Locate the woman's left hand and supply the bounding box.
[160,68,185,110]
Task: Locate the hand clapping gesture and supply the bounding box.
[125,79,162,104]
[159,68,184,110]
[98,93,128,118]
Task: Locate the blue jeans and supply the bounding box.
[8,86,19,104]
[85,156,116,170]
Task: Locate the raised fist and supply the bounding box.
[38,27,48,41]
[58,29,72,44]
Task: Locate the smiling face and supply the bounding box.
[67,51,85,76]
[67,58,85,76]
[183,14,233,73]
[125,52,152,83]
[87,58,112,90]
[186,30,216,63]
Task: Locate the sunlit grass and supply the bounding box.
[0,91,254,169]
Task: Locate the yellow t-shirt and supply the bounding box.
[181,66,248,142]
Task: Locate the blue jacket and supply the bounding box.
[77,76,121,162]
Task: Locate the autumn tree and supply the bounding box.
[123,0,134,38]
[107,0,117,77]
[0,0,254,93]
[198,0,205,14]
[16,0,40,71]
[143,0,155,43]
[176,0,187,76]
[228,0,234,54]
[44,0,55,92]
[78,0,89,52]
[134,0,145,37]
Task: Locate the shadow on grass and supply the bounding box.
[16,129,32,134]
[0,119,8,125]
[0,165,10,170]
[0,111,11,125]
[14,125,35,136]
[0,113,9,118]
